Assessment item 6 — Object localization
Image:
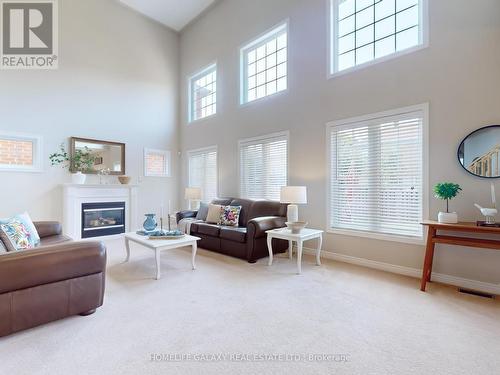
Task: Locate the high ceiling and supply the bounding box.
[119,0,217,32]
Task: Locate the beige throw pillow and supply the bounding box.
[206,204,223,224]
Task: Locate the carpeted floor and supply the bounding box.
[1,238,499,375]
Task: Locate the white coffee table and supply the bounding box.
[124,232,200,280]
[266,228,323,274]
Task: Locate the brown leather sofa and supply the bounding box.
[176,198,289,263]
[0,222,106,337]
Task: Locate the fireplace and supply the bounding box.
[81,202,126,238]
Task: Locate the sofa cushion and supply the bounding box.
[206,204,223,224]
[1,213,40,248]
[193,223,220,237]
[220,227,247,243]
[229,199,254,226]
[0,218,34,251]
[219,206,242,226]
[195,202,209,221]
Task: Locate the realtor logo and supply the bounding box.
[1,0,58,69]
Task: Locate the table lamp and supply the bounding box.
[280,186,307,222]
[185,187,202,210]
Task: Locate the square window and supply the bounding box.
[144,149,170,177]
[189,64,217,122]
[0,134,42,172]
[241,22,287,103]
[277,77,287,92]
[331,0,426,73]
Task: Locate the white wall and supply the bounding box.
[179,0,500,284]
[0,0,179,223]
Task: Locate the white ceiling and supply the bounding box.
[119,0,216,32]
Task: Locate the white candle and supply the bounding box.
[161,205,164,219]
[168,200,171,214]
[491,182,496,208]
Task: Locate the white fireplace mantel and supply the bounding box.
[63,184,138,240]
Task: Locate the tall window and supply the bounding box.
[189,64,217,122]
[188,146,218,203]
[239,132,288,201]
[328,106,427,240]
[240,22,287,104]
[330,0,427,74]
[0,132,42,172]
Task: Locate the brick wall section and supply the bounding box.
[0,140,33,166]
[145,153,166,175]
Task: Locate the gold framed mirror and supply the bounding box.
[70,137,125,175]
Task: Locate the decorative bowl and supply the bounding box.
[118,176,131,185]
[285,221,308,234]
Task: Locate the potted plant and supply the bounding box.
[49,143,96,184]
[433,182,462,223]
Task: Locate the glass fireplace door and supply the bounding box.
[81,202,126,238]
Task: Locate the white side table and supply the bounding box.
[266,228,324,274]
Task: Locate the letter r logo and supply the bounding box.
[2,1,53,54]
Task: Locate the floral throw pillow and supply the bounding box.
[0,219,34,251]
[219,206,242,226]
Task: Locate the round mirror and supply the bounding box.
[458,125,500,178]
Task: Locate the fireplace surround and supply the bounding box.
[63,184,138,240]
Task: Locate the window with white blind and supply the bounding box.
[188,146,218,203]
[330,0,428,75]
[239,132,288,201]
[240,22,288,104]
[189,63,217,122]
[328,105,428,241]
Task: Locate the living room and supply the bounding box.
[1,0,499,374]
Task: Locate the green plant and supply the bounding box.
[433,182,462,213]
[49,143,95,173]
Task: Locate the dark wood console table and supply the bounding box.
[420,220,500,292]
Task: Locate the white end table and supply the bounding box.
[124,232,200,280]
[266,228,324,274]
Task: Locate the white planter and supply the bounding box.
[438,212,458,224]
[71,171,86,184]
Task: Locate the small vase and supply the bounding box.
[438,212,458,224]
[143,214,157,231]
[72,171,86,184]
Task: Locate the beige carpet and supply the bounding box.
[1,238,499,375]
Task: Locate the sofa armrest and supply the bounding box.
[34,221,62,238]
[0,241,106,294]
[247,216,287,239]
[176,210,198,223]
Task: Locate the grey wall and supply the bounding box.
[0,0,179,223]
[179,0,500,284]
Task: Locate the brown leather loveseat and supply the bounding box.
[176,198,289,263]
[0,222,106,337]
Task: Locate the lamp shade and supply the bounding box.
[280,186,307,204]
[185,187,202,200]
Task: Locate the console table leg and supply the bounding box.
[125,238,131,262]
[420,227,436,291]
[155,249,161,280]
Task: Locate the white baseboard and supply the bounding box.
[302,248,500,296]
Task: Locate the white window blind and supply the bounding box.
[188,147,218,203]
[239,132,288,201]
[329,110,424,239]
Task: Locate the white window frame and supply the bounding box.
[326,103,429,245]
[238,131,290,200]
[187,145,219,203]
[240,20,289,105]
[0,132,43,173]
[188,62,217,123]
[328,0,429,78]
[144,148,171,177]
